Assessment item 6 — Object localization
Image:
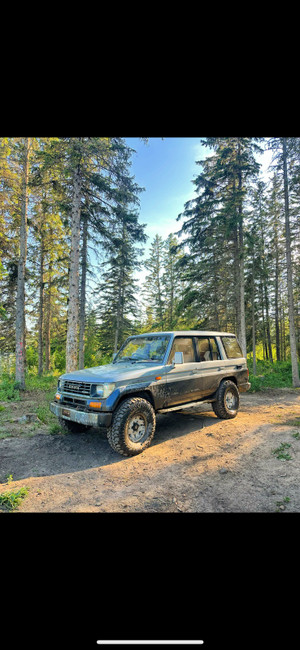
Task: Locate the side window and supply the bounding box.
[222,336,243,359]
[209,337,221,360]
[195,337,211,362]
[169,337,195,363]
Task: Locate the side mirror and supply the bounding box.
[174,351,184,364]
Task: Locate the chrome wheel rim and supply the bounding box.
[225,389,237,411]
[127,413,147,443]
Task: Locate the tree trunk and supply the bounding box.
[264,282,273,362]
[66,164,82,373]
[15,137,30,389]
[78,212,88,369]
[237,139,247,358]
[114,280,122,355]
[156,256,164,329]
[233,225,241,339]
[274,246,281,362]
[252,254,256,375]
[38,228,44,376]
[44,259,52,372]
[259,276,268,360]
[238,219,247,357]
[282,138,300,386]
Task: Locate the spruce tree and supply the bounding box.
[143,234,166,330]
[267,137,300,386]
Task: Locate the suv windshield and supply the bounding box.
[114,335,171,363]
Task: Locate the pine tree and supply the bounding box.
[267,138,300,386]
[15,138,31,389]
[161,233,183,330]
[143,234,166,330]
[94,206,146,357]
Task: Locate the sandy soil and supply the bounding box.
[0,389,300,513]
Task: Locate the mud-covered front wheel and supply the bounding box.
[107,397,156,456]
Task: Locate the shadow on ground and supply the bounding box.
[0,407,218,482]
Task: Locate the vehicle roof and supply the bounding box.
[129,330,236,337]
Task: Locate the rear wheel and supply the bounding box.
[212,380,239,419]
[107,397,156,456]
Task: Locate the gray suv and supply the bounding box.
[50,331,250,456]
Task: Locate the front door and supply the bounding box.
[165,336,200,406]
[191,336,223,398]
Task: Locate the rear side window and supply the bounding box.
[195,337,211,361]
[195,337,221,361]
[169,337,195,363]
[210,337,221,360]
[222,336,243,359]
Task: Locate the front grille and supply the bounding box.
[63,396,86,405]
[62,380,92,396]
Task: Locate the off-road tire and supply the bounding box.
[107,397,156,456]
[58,417,91,433]
[212,379,240,419]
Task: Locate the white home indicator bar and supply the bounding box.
[97,642,204,646]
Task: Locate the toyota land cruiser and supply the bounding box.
[50,331,250,456]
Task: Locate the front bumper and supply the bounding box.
[50,402,112,427]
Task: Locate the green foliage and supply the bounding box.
[35,404,52,425]
[0,374,20,401]
[272,442,292,461]
[0,483,29,511]
[25,373,58,391]
[49,423,63,435]
[249,360,300,391]
[26,345,39,370]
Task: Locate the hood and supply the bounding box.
[60,361,165,384]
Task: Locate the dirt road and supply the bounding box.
[0,389,300,512]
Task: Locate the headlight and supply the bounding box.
[95,383,116,398]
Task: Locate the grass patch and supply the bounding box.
[0,372,58,402]
[0,430,12,440]
[0,486,29,511]
[35,404,53,425]
[0,372,59,440]
[49,423,63,435]
[0,475,29,511]
[249,360,300,392]
[275,497,290,512]
[289,418,300,427]
[25,373,59,392]
[0,374,20,401]
[272,442,292,461]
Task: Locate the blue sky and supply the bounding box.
[125,137,206,250]
[125,137,273,260]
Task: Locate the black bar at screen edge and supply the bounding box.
[6,513,296,650]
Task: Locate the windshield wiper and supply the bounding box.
[114,356,140,363]
[115,356,162,363]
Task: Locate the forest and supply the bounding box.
[0,136,299,391]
